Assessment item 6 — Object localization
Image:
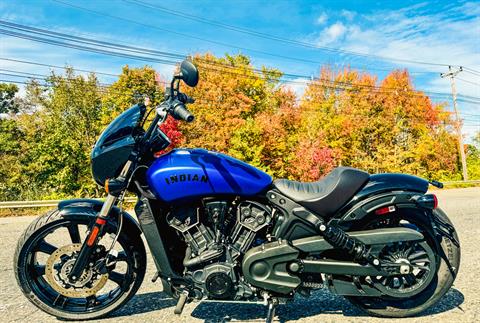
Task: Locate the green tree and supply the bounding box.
[0,83,20,114]
[101,65,164,125]
[22,69,103,198]
[466,131,480,180]
[0,83,25,200]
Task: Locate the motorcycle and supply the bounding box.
[14,60,460,322]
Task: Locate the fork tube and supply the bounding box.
[68,161,132,281]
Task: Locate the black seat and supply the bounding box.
[273,167,369,216]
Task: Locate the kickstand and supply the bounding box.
[265,299,278,323]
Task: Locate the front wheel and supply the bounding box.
[346,208,460,317]
[14,208,146,320]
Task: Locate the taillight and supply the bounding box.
[415,194,438,209]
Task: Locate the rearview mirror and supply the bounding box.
[179,60,199,87]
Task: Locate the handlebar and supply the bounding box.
[171,100,195,123]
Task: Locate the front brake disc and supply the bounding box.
[44,243,109,298]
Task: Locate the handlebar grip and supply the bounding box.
[172,102,195,122]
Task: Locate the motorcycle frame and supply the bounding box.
[65,93,439,300]
[63,172,433,298]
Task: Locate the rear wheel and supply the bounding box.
[346,208,460,317]
[14,208,146,320]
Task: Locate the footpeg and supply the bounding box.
[174,291,189,315]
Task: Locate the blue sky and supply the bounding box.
[1,0,479,139]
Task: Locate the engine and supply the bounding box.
[166,199,272,300]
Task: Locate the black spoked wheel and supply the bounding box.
[14,209,146,320]
[371,240,436,298]
[346,208,460,318]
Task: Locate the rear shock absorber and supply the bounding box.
[318,224,380,266]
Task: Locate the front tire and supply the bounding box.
[346,208,460,317]
[14,208,146,320]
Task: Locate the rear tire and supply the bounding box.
[346,208,460,317]
[14,208,146,320]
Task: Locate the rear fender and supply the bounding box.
[57,198,142,237]
[330,191,427,229]
[330,173,430,229]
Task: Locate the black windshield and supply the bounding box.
[95,104,146,149]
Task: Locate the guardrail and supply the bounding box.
[0,197,137,209]
[442,180,480,185]
[0,180,478,209]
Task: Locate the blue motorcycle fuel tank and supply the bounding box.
[146,149,273,203]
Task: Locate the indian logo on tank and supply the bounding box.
[164,174,208,185]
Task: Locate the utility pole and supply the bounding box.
[441,66,468,181]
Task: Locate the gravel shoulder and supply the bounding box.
[0,187,478,322]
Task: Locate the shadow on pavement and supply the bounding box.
[107,287,464,321]
[190,288,464,322]
[422,288,464,315]
[109,291,176,318]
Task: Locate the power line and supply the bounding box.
[0,57,119,77]
[0,20,184,61]
[4,67,479,108]
[1,20,479,103]
[123,0,464,70]
[3,72,478,123]
[463,67,480,77]
[456,98,480,104]
[462,113,480,117]
[2,22,478,102]
[51,0,443,75]
[49,0,343,68]
[0,71,114,87]
[457,77,480,87]
[0,28,180,66]
[0,69,46,78]
[1,35,479,103]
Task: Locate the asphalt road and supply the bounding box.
[0,187,478,322]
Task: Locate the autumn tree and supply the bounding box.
[181,53,284,152]
[292,68,458,181]
[0,54,466,201]
[229,88,300,178]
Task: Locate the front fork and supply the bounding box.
[68,161,132,281]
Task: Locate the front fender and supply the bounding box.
[57,198,142,236]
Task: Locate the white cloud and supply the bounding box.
[340,9,355,21]
[316,22,347,45]
[315,12,328,25]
